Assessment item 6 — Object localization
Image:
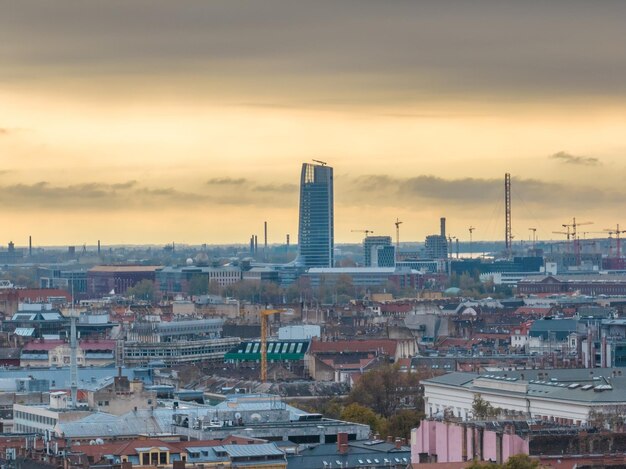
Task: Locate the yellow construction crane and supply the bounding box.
[260,309,287,382]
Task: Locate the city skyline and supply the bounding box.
[2,1,626,245]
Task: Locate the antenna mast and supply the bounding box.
[505,173,512,257]
[70,283,78,408]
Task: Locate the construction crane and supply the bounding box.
[312,159,327,166]
[394,218,403,252]
[468,227,475,259]
[562,217,593,240]
[560,218,593,265]
[352,229,374,237]
[448,236,459,259]
[260,309,288,382]
[605,224,626,258]
[528,228,537,251]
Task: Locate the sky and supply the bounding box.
[1,0,626,246]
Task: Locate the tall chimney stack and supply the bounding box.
[264,221,268,261]
[28,236,32,257]
[440,217,446,238]
[286,234,290,250]
[97,240,101,256]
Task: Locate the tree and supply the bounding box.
[340,403,386,435]
[347,364,422,418]
[467,454,541,469]
[386,409,424,440]
[471,393,499,420]
[188,274,209,296]
[208,279,222,295]
[126,279,155,301]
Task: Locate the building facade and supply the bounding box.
[156,266,242,297]
[87,265,162,296]
[364,236,392,267]
[298,162,334,268]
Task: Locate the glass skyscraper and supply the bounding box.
[298,162,334,268]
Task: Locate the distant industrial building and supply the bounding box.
[297,162,334,268]
[0,241,23,264]
[87,265,162,296]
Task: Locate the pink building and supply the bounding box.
[411,420,529,465]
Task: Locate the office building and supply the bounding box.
[298,162,334,268]
[364,236,392,267]
[87,265,162,296]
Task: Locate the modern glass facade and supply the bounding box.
[298,163,334,268]
[363,236,392,267]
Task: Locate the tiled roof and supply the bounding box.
[310,339,398,356]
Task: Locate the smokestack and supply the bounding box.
[29,236,32,256]
[254,235,258,255]
[264,221,268,260]
[286,234,290,250]
[440,217,446,238]
[250,235,255,255]
[97,240,101,256]
[337,432,349,454]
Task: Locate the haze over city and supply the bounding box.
[2,1,626,245]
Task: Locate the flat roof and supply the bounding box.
[89,265,162,273]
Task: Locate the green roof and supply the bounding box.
[224,340,310,362]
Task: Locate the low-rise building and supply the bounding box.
[423,368,626,425]
[156,265,242,297]
[88,265,162,297]
[20,339,116,368]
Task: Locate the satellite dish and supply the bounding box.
[251,413,261,422]
[234,412,242,419]
[96,438,104,445]
[89,440,96,446]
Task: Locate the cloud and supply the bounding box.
[206,177,248,186]
[0,180,210,210]
[341,174,619,216]
[0,178,299,211]
[550,151,600,166]
[253,183,297,193]
[0,128,8,135]
[2,1,626,105]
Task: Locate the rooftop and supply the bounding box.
[89,265,162,273]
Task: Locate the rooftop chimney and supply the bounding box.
[337,432,349,454]
[395,438,402,450]
[440,217,446,238]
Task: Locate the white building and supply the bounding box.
[423,368,626,425]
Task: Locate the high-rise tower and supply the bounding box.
[298,162,334,268]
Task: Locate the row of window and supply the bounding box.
[14,411,56,427]
[125,345,232,357]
